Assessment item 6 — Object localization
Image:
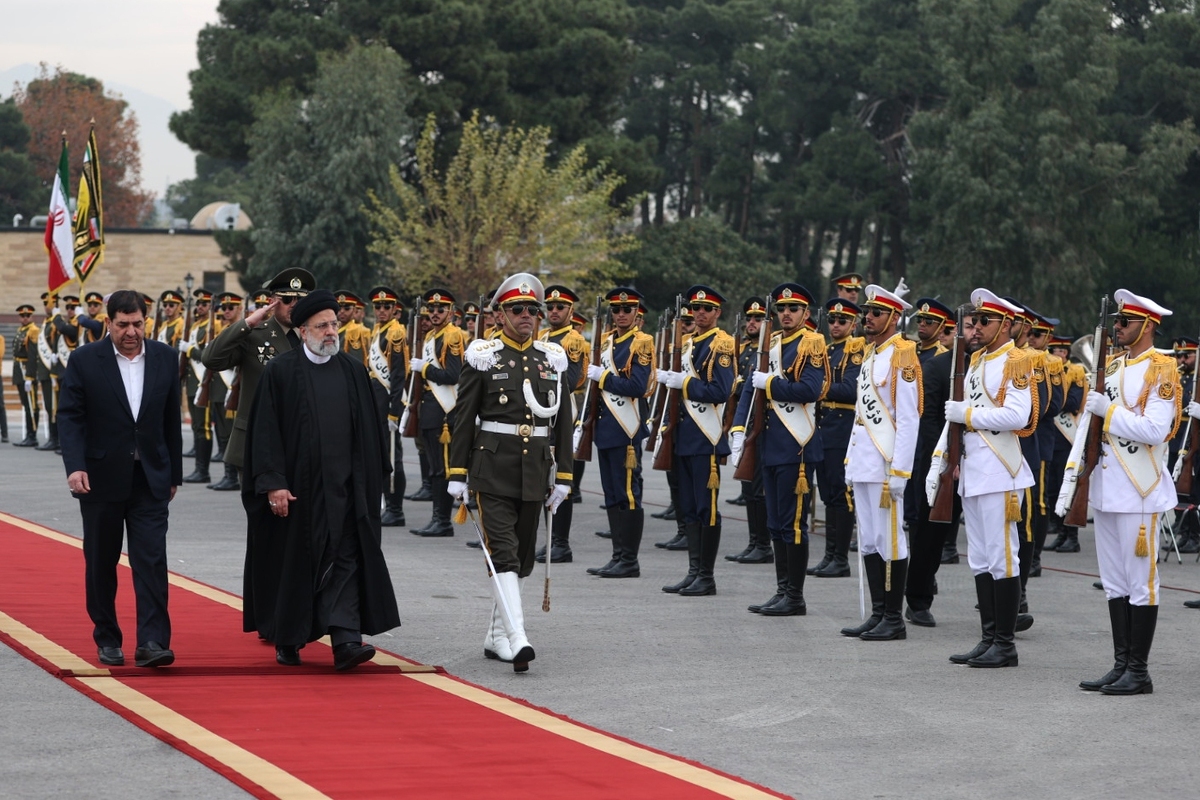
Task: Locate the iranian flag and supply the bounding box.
[45,138,73,293]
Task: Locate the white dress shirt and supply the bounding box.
[113,341,146,421]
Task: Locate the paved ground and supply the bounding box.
[3,421,1200,799]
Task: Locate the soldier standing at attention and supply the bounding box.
[939,290,1034,668]
[35,292,61,452]
[206,292,243,490]
[409,289,465,538]
[810,298,863,580]
[78,291,108,343]
[1045,334,1087,554]
[155,290,186,351]
[336,290,371,368]
[659,285,737,597]
[725,298,772,564]
[653,304,695,551]
[366,286,409,527]
[448,273,574,672]
[534,285,588,564]
[841,285,920,641]
[832,272,864,303]
[1076,290,1179,695]
[12,304,40,447]
[730,284,829,614]
[180,288,215,484]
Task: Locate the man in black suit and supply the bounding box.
[58,289,184,668]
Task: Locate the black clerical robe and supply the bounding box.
[241,348,401,645]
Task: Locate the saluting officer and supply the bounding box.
[448,273,574,672]
[12,304,40,447]
[725,298,772,565]
[585,288,656,577]
[180,288,216,484]
[810,297,863,580]
[207,292,243,490]
[336,290,371,367]
[366,286,410,527]
[409,289,465,537]
[730,284,829,614]
[939,289,1035,668]
[534,285,589,564]
[1075,290,1179,695]
[842,285,920,641]
[659,285,738,596]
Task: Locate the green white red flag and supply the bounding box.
[44,137,73,293]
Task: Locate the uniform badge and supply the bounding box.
[852,354,863,365]
[810,353,825,367]
[1012,374,1030,389]
[499,393,509,404]
[1159,382,1175,400]
[719,354,732,367]
[638,351,651,366]
[901,364,916,383]
[1106,362,1120,376]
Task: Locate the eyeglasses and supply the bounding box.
[611,304,637,313]
[503,303,539,317]
[162,302,179,308]
[18,312,32,317]
[219,304,238,311]
[973,315,996,327]
[373,302,395,310]
[339,304,356,310]
[827,315,855,324]
[547,303,571,312]
[776,304,805,312]
[87,301,102,306]
[866,308,890,318]
[688,304,717,312]
[1114,315,1135,328]
[277,294,301,305]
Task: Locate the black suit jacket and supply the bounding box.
[59,337,184,502]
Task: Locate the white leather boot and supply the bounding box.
[496,571,534,672]
[483,602,514,662]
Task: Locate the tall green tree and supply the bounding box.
[0,98,41,223]
[244,44,416,290]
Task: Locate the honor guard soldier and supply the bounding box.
[585,287,656,577]
[1073,290,1179,694]
[1027,310,1071,568]
[206,293,243,489]
[366,286,410,527]
[534,285,589,564]
[461,301,481,340]
[730,284,829,614]
[725,297,772,563]
[1171,337,1200,555]
[572,310,587,333]
[448,273,574,672]
[658,285,738,596]
[810,298,863,580]
[408,288,465,537]
[156,290,186,349]
[336,290,371,367]
[80,291,108,342]
[652,302,695,550]
[202,268,315,483]
[904,297,957,627]
[1169,337,1197,472]
[1045,333,1087,553]
[936,289,1035,668]
[842,284,920,640]
[180,288,216,483]
[481,289,499,339]
[12,304,40,446]
[35,292,62,452]
[832,272,864,303]
[53,295,84,362]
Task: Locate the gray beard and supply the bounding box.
[304,332,339,358]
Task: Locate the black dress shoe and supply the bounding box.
[1184,598,1200,609]
[407,486,433,502]
[594,529,612,539]
[35,438,59,451]
[725,495,747,506]
[275,645,302,666]
[97,646,124,666]
[380,510,405,527]
[651,504,675,520]
[466,538,482,548]
[182,470,211,484]
[14,434,39,447]
[134,642,175,668]
[334,642,376,671]
[209,476,240,491]
[656,532,686,549]
[415,523,454,537]
[212,449,224,463]
[1093,580,1104,590]
[906,607,936,627]
[183,446,196,458]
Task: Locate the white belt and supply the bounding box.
[480,421,550,437]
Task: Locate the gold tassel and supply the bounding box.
[708,455,721,490]
[879,480,892,509]
[845,487,854,513]
[439,422,451,445]
[454,501,468,525]
[626,444,638,470]
[542,578,551,613]
[1005,492,1022,522]
[709,454,720,526]
[795,468,809,497]
[1135,522,1149,558]
[885,561,892,592]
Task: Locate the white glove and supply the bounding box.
[572,424,583,453]
[50,307,60,316]
[751,370,769,390]
[447,480,469,504]
[893,278,910,299]
[1085,391,1111,418]
[546,484,570,514]
[409,358,426,375]
[888,477,907,503]
[925,458,942,506]
[1188,400,1200,420]
[49,353,59,366]
[177,340,190,354]
[388,418,399,433]
[24,380,32,393]
[587,364,604,382]
[659,370,685,390]
[729,430,745,467]
[944,400,968,424]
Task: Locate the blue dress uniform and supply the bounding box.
[363,287,410,528]
[181,289,216,484]
[812,299,863,579]
[660,285,737,597]
[725,297,774,564]
[588,288,656,577]
[410,289,464,537]
[1030,313,1069,568]
[12,305,40,446]
[731,284,829,614]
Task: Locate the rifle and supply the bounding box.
[152,301,163,345]
[653,295,685,472]
[929,306,967,523]
[475,294,486,341]
[573,296,606,461]
[1175,327,1200,497]
[733,298,772,482]
[401,307,426,439]
[194,302,217,407]
[179,290,194,381]
[1065,296,1110,528]
[224,369,241,415]
[722,310,743,437]
[645,309,673,453]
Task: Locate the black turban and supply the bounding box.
[291,289,340,328]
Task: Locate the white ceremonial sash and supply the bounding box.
[681,338,725,445]
[856,348,896,462]
[967,360,1025,478]
[1106,359,1166,498]
[369,334,391,391]
[56,331,73,367]
[37,326,54,370]
[188,326,207,383]
[220,369,237,389]
[600,338,642,439]
[1053,410,1078,443]
[766,337,815,447]
[423,336,457,413]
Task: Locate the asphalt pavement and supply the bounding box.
[3,423,1200,799]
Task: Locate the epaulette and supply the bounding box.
[533,339,569,374]
[888,336,919,370]
[711,329,737,356]
[1065,362,1088,388]
[1044,351,1064,376]
[559,328,588,363]
[1002,346,1034,389]
[796,329,827,359]
[843,336,866,355]
[630,331,655,370]
[441,324,466,356]
[935,342,949,355]
[1143,352,1183,438]
[464,338,504,371]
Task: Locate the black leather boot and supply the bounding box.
[968,576,1020,667]
[209,463,240,491]
[1100,604,1157,695]
[679,522,720,596]
[951,573,995,663]
[413,480,453,536]
[662,522,701,592]
[814,507,852,577]
[861,558,907,640]
[725,522,756,562]
[589,509,621,575]
[652,503,676,520]
[1080,596,1130,691]
[1056,528,1081,553]
[738,499,773,563]
[183,436,212,483]
[841,553,885,636]
[602,509,642,578]
[537,490,574,563]
[748,537,787,611]
[407,450,433,500]
[761,538,808,616]
[809,510,836,574]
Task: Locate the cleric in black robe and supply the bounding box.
[241,289,401,670]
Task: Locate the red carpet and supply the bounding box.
[0,513,786,799]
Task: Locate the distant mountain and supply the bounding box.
[0,63,196,202]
